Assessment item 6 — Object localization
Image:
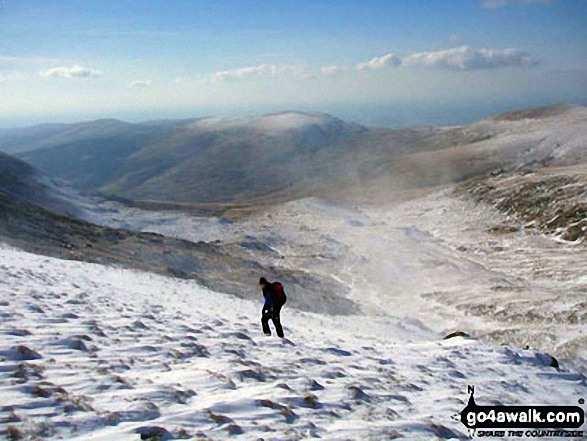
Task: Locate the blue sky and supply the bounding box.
[0,0,586,127]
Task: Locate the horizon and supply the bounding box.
[0,98,585,131]
[1,0,586,128]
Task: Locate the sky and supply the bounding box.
[0,0,586,127]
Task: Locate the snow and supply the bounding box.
[187,112,332,133]
[90,187,587,372]
[252,112,331,132]
[0,245,585,440]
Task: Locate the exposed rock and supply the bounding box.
[443,331,470,340]
[4,345,42,361]
[136,426,173,440]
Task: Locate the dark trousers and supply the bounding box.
[261,305,284,337]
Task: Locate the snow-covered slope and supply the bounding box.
[0,151,93,220]
[1,246,584,440]
[91,187,587,374]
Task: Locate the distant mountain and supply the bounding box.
[8,112,367,204]
[0,151,83,217]
[0,153,353,315]
[0,119,155,154]
[3,105,586,208]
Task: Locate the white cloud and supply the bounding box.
[178,46,537,87]
[128,79,152,88]
[402,46,538,70]
[320,65,348,77]
[356,53,401,71]
[212,64,310,82]
[481,0,554,9]
[40,64,102,79]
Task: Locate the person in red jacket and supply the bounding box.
[259,277,286,338]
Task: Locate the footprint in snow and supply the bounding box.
[300,421,321,438]
[416,364,434,374]
[177,324,203,334]
[286,393,322,409]
[104,362,131,374]
[207,410,235,425]
[134,345,159,353]
[323,369,347,379]
[308,379,325,391]
[386,407,402,420]
[410,422,467,439]
[348,385,373,402]
[207,370,237,389]
[448,369,466,379]
[385,393,410,404]
[0,312,17,320]
[257,399,299,424]
[142,387,196,405]
[88,325,107,338]
[224,348,247,358]
[323,347,352,356]
[131,320,149,330]
[58,336,94,352]
[226,331,254,342]
[435,356,456,368]
[107,402,161,423]
[176,342,210,358]
[299,357,326,366]
[93,375,132,391]
[236,369,268,382]
[3,328,32,337]
[41,317,70,324]
[391,380,422,392]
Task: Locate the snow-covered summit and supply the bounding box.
[189,111,342,132]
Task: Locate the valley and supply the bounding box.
[0,104,585,439]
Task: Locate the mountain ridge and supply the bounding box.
[2,104,585,208]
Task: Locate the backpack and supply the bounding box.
[273,282,287,307]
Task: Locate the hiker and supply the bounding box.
[259,277,287,338]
